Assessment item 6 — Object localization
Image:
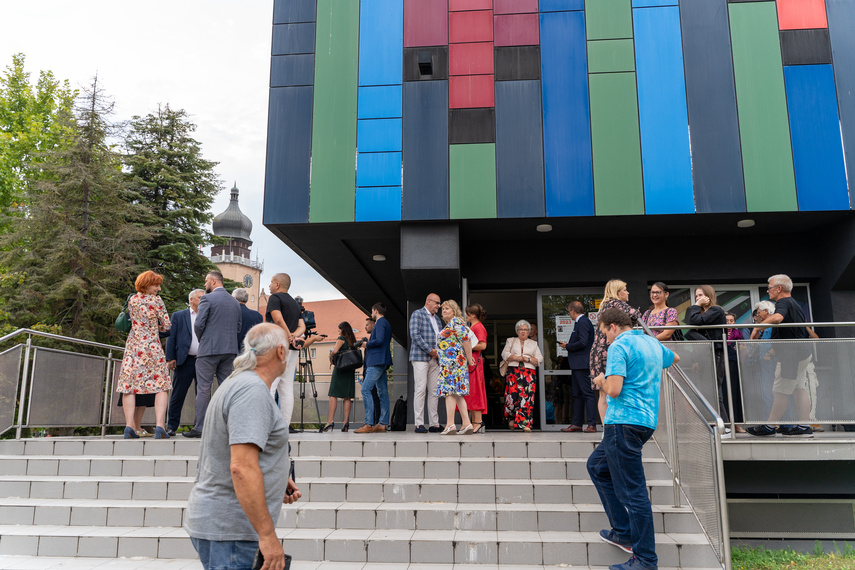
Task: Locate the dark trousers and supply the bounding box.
[587,424,657,569]
[194,353,235,432]
[570,368,597,427]
[167,355,196,431]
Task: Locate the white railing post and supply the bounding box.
[15,333,33,440]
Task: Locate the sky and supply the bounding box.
[0,0,343,301]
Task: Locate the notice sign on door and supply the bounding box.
[555,315,574,357]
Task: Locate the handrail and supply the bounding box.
[0,328,125,351]
[645,321,853,330]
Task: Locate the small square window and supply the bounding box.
[310,348,316,359]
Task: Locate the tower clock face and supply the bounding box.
[243,274,253,287]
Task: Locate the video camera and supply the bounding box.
[294,296,317,336]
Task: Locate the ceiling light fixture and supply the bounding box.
[737,219,755,228]
[372,254,386,262]
[536,224,553,233]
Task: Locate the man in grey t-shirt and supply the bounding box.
[185,323,301,570]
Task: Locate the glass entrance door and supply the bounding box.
[537,289,601,431]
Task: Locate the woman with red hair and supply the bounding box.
[117,270,172,438]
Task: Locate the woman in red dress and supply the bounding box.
[464,303,488,433]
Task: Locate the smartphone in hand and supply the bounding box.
[252,550,292,570]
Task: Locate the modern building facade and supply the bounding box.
[264,0,855,430]
[212,183,264,310]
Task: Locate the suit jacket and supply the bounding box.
[566,314,594,370]
[365,316,393,368]
[195,287,242,357]
[408,307,443,362]
[238,304,263,351]
[165,308,194,366]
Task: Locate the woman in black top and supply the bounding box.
[686,285,730,424]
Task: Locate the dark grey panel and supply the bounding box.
[495,81,545,218]
[827,0,855,207]
[449,108,496,144]
[403,47,449,81]
[495,46,541,81]
[781,29,832,65]
[270,54,315,87]
[680,0,746,213]
[264,86,313,224]
[272,23,316,55]
[402,81,449,220]
[273,0,317,23]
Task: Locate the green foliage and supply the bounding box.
[123,104,223,312]
[732,544,855,570]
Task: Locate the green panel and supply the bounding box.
[729,2,797,212]
[586,0,633,40]
[450,144,497,220]
[587,39,635,73]
[589,72,644,216]
[309,0,359,223]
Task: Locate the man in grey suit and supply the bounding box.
[184,271,242,438]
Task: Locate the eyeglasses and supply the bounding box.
[650,291,663,296]
[766,285,781,291]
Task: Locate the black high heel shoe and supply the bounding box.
[320,422,335,433]
[341,422,349,432]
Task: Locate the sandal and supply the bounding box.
[522,426,531,433]
[472,422,484,434]
[508,422,516,431]
[441,425,457,435]
[458,424,474,435]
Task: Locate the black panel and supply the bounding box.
[781,29,832,65]
[496,81,545,218]
[273,0,317,23]
[495,46,541,81]
[270,54,315,87]
[404,47,449,81]
[272,23,316,55]
[402,81,449,220]
[449,108,496,144]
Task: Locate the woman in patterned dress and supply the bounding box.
[590,279,641,422]
[641,282,680,342]
[437,300,475,435]
[117,271,172,439]
[502,320,543,432]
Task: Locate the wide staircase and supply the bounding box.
[0,432,721,569]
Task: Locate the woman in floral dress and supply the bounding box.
[437,300,475,435]
[502,320,543,432]
[641,282,680,342]
[117,270,172,439]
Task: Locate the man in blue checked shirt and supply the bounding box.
[409,293,444,433]
[588,307,679,570]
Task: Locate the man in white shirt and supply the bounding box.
[166,289,205,437]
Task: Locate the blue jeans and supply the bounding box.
[362,366,389,425]
[587,424,657,569]
[191,537,257,570]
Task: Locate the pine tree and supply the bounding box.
[123,104,222,311]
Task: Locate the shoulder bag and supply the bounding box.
[115,294,134,333]
[498,338,516,377]
[333,344,364,372]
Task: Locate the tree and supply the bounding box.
[0,76,151,342]
[123,104,223,312]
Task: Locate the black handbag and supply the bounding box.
[333,345,363,372]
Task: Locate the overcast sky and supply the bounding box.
[0,0,343,301]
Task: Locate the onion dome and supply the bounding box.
[212,183,252,242]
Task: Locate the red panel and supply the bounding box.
[449,0,492,10]
[494,0,539,14]
[449,43,495,75]
[404,0,448,47]
[449,75,495,108]
[494,13,540,47]
[449,10,494,43]
[776,0,828,30]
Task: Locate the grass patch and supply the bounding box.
[733,542,855,570]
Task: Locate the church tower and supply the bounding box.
[211,183,263,311]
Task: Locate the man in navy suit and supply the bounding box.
[184,271,242,438]
[165,289,205,437]
[560,301,598,433]
[232,288,263,351]
[355,302,393,433]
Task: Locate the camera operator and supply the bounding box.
[266,273,305,428]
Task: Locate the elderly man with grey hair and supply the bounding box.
[165,289,205,436]
[233,288,263,352]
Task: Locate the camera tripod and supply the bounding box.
[295,347,322,432]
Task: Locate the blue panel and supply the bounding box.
[539,0,584,11]
[680,0,746,213]
[632,0,676,7]
[359,0,404,86]
[633,6,694,215]
[272,23,316,55]
[270,54,315,87]
[355,187,402,221]
[357,119,403,152]
[496,81,545,218]
[402,81,449,220]
[784,65,849,211]
[356,152,403,187]
[827,0,855,207]
[358,85,403,118]
[264,86,313,224]
[540,11,594,217]
[273,0,317,23]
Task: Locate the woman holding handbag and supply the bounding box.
[464,303,488,433]
[324,321,359,432]
[502,320,543,432]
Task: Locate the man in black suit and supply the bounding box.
[560,301,597,433]
[232,288,263,351]
[184,271,242,438]
[165,288,205,437]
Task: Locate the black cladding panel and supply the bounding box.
[404,47,449,81]
[495,46,541,81]
[449,108,496,144]
[781,29,833,65]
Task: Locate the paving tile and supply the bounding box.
[0,506,35,525]
[117,537,159,558]
[63,481,98,500]
[58,460,91,477]
[33,505,70,525]
[37,535,78,557]
[70,506,108,526]
[77,536,118,557]
[0,535,39,555]
[90,459,123,477]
